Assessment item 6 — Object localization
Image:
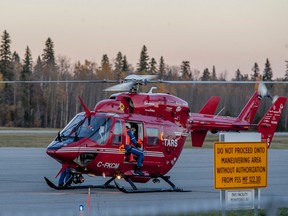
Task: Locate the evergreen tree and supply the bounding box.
[114,52,123,80]
[101,54,109,66]
[20,46,33,126]
[233,69,243,81]
[122,55,129,73]
[137,45,149,74]
[21,46,33,81]
[201,68,211,81]
[42,38,56,68]
[149,57,157,75]
[0,30,13,80]
[262,58,273,81]
[211,65,217,81]
[101,54,113,79]
[158,56,165,79]
[42,37,57,81]
[41,38,58,127]
[284,60,288,81]
[0,30,14,106]
[180,61,191,79]
[251,62,260,80]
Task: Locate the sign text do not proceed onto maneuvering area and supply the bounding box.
[214,142,267,189]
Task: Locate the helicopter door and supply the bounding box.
[124,122,144,163]
[130,123,144,150]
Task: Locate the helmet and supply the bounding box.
[125,123,131,129]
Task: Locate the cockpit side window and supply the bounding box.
[112,120,122,145]
[89,117,112,145]
[60,113,85,138]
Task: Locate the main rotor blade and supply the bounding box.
[1,79,287,84]
[124,74,157,81]
[0,79,118,84]
[159,80,288,84]
[104,82,134,91]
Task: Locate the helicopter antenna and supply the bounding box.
[214,107,225,118]
[148,87,157,94]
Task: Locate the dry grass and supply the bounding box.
[0,133,57,147]
[0,128,287,148]
[0,128,58,147]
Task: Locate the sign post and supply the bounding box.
[214,142,267,214]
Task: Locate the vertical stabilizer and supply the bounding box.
[191,96,220,147]
[237,92,261,124]
[199,96,220,114]
[258,96,287,147]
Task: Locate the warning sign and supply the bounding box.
[214,142,267,189]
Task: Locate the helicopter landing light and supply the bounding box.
[79,205,84,212]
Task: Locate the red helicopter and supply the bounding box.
[45,75,287,193]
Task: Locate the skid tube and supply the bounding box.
[45,174,191,193]
[44,176,116,190]
[114,175,191,193]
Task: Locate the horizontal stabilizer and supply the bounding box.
[191,130,208,147]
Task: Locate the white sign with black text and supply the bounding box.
[225,189,259,210]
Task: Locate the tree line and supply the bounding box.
[0,30,287,130]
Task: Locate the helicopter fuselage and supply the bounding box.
[46,87,287,189]
[47,92,191,181]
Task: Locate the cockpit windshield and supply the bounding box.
[60,113,112,144]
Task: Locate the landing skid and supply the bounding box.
[44,177,116,190]
[114,175,191,193]
[44,175,191,193]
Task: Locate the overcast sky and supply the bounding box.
[1,0,288,79]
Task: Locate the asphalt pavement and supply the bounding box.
[0,148,287,216]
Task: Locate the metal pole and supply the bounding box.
[221,190,226,216]
[254,188,259,216]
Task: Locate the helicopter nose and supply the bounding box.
[46,141,60,160]
[46,141,62,153]
[46,140,79,163]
